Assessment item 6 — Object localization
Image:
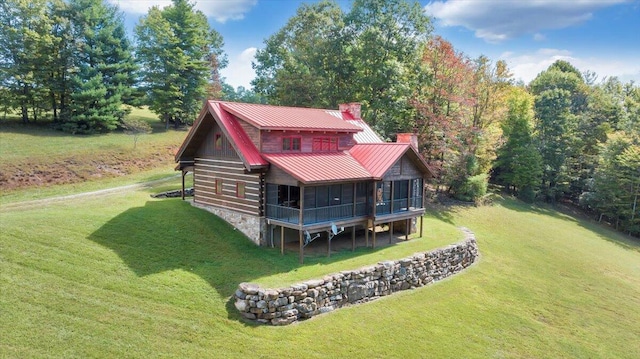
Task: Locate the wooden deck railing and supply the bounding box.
[267,196,423,225]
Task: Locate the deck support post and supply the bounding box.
[352,226,356,251]
[299,186,305,264]
[327,235,331,258]
[299,230,304,264]
[373,225,377,249]
[389,221,394,244]
[420,216,424,238]
[280,226,284,255]
[365,222,369,248]
[405,219,410,241]
[181,170,186,200]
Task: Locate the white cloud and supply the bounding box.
[533,33,545,42]
[499,48,640,84]
[424,0,630,42]
[108,0,257,23]
[221,47,257,89]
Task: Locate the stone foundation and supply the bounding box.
[233,227,479,325]
[192,202,264,245]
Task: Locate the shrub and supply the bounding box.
[453,173,488,202]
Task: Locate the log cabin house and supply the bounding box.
[175,101,433,263]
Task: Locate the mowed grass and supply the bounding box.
[0,107,182,162]
[1,181,639,358]
[0,107,187,202]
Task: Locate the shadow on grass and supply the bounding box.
[88,198,392,321]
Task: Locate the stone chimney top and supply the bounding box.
[339,103,361,120]
[396,133,418,149]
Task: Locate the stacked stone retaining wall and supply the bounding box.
[233,227,479,325]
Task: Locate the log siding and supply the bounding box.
[194,157,261,216]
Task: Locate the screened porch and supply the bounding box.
[265,179,424,226]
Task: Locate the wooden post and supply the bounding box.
[420,216,424,238]
[365,220,369,248]
[405,219,409,241]
[373,224,377,249]
[371,181,377,249]
[408,179,412,209]
[390,181,394,214]
[389,221,394,244]
[280,226,284,255]
[352,226,356,251]
[327,235,331,258]
[353,182,357,217]
[299,229,304,264]
[181,170,186,200]
[299,185,305,264]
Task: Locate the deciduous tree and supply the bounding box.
[135,0,226,128]
[494,88,542,201]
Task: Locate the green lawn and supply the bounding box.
[0,107,187,202]
[1,179,639,358]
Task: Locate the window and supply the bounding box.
[312,137,338,152]
[214,133,223,150]
[282,136,301,151]
[215,179,223,194]
[236,182,245,198]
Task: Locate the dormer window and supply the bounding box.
[282,136,301,151]
[313,137,338,152]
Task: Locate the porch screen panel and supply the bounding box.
[304,187,316,208]
[317,186,329,207]
[356,182,369,216]
[393,180,409,211]
[342,183,354,204]
[266,184,278,205]
[330,184,341,205]
[411,178,423,208]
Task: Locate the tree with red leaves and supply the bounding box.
[411,36,479,196]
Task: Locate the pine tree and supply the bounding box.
[62,0,136,133]
[0,0,56,123]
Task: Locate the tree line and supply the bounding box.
[251,0,639,235]
[1,0,638,235]
[0,0,224,132]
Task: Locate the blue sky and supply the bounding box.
[110,0,640,89]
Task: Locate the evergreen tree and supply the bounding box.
[0,0,56,123]
[135,0,226,128]
[62,0,136,133]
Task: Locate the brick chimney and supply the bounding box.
[396,133,418,149]
[339,103,361,120]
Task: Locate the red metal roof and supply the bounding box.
[219,101,362,132]
[174,101,268,171]
[350,143,435,179]
[208,102,268,169]
[349,143,411,178]
[263,152,372,184]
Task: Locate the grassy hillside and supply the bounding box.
[1,180,638,358]
[0,107,187,201]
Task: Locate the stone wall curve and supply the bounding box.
[233,227,479,325]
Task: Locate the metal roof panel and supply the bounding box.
[263,152,372,184]
[208,102,268,169]
[349,143,410,178]
[219,101,362,132]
